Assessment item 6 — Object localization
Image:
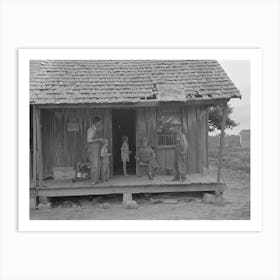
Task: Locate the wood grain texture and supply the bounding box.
[39,105,209,179]
[136,107,156,146]
[182,105,189,174]
[38,174,226,197]
[103,108,113,177]
[217,102,227,182]
[186,105,198,173]
[196,106,208,172]
[32,106,37,189]
[37,108,43,188]
[42,108,111,178]
[41,109,54,177]
[206,108,209,168]
[136,107,157,175]
[146,107,157,148]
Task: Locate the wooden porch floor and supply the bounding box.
[36,174,225,197]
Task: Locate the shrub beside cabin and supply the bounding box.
[30,60,241,205]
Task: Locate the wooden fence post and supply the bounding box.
[217,101,227,183]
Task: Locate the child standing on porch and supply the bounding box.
[100,138,111,182]
[120,135,130,176]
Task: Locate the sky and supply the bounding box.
[218,60,250,135]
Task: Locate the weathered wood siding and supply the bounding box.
[136,107,157,147]
[41,108,112,178]
[183,104,208,174]
[39,105,208,178]
[136,105,208,175]
[41,109,54,178]
[136,107,157,175]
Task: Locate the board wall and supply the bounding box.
[39,104,208,178]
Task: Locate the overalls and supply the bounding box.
[174,133,187,180]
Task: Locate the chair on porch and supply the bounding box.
[135,138,159,178]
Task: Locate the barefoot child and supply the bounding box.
[100,138,111,182]
[120,135,130,176]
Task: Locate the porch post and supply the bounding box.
[217,100,227,183]
[36,108,43,189]
[32,105,37,190]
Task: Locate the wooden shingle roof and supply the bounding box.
[30,60,241,105]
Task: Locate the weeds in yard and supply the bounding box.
[209,146,250,173]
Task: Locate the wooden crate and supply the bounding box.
[53,167,76,180]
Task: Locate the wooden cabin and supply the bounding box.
[30,60,240,206]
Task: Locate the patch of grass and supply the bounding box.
[209,146,250,173]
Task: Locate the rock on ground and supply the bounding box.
[123,200,138,209]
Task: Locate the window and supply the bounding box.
[157,134,176,146]
[156,106,181,146]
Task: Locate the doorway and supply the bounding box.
[112,109,136,175]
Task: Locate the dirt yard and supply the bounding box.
[30,146,250,220]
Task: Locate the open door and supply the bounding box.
[112,109,136,175]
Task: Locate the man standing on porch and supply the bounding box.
[87,116,103,185]
[173,125,188,182]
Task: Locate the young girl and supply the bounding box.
[100,138,111,182]
[120,135,130,176]
[136,137,159,180]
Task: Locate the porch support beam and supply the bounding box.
[217,100,228,183]
[36,107,43,189]
[32,105,37,190]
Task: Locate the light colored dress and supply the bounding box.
[120,141,130,163]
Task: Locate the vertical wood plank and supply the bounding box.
[37,108,43,188]
[103,108,113,177]
[197,106,207,172]
[187,105,198,173]
[32,106,37,189]
[135,108,139,176]
[217,101,227,182]
[156,149,165,174]
[182,105,189,174]
[41,109,55,178]
[147,107,157,147]
[206,107,209,168]
[136,108,146,176]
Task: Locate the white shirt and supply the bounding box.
[87,125,97,143]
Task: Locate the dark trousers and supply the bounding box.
[174,152,186,179]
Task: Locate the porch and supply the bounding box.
[34,174,226,198]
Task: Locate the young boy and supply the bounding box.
[100,138,111,182]
[120,135,130,176]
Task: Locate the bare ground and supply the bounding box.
[30,165,250,220]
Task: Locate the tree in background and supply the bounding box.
[208,103,239,132]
